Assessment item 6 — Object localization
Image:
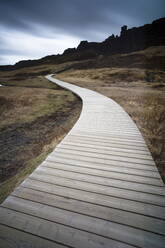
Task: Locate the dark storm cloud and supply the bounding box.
[1,0,165,39]
[0,0,164,64]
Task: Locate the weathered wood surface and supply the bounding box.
[0,74,164,248]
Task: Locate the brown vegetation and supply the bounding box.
[0,74,81,202]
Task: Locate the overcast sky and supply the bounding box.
[0,0,164,65]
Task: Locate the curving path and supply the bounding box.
[0,74,165,248]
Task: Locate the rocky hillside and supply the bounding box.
[68,17,165,55]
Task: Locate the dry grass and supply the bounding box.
[57,67,165,88]
[57,68,165,182]
[0,86,76,129]
[0,60,83,87]
[0,74,81,202]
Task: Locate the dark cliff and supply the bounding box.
[66,17,165,55]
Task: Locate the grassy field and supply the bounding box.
[0,72,81,203]
[57,66,165,182]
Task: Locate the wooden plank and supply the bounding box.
[55,147,155,166]
[49,151,157,172]
[73,129,141,136]
[46,156,160,179]
[41,161,162,187]
[62,139,151,156]
[65,135,149,152]
[68,134,148,148]
[47,154,162,186]
[71,131,145,142]
[21,179,165,218]
[2,196,165,246]
[58,141,153,161]
[45,157,165,196]
[76,127,139,132]
[11,187,165,232]
[30,169,165,207]
[0,224,66,248]
[0,207,132,248]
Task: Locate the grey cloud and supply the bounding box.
[0,0,164,64]
[1,0,165,39]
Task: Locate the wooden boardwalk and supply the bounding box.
[0,74,165,248]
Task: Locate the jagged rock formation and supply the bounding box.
[70,17,165,55]
[0,17,165,71]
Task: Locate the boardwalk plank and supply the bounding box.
[46,156,160,178]
[0,207,135,248]
[61,140,152,158]
[11,187,165,232]
[55,147,155,166]
[22,178,165,219]
[49,151,157,171]
[2,196,165,245]
[47,153,162,186]
[0,224,66,248]
[30,169,165,207]
[45,157,165,196]
[65,135,150,152]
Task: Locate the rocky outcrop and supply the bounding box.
[103,17,165,54]
[69,17,165,56]
[0,17,164,70]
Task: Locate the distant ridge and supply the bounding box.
[0,17,165,71]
